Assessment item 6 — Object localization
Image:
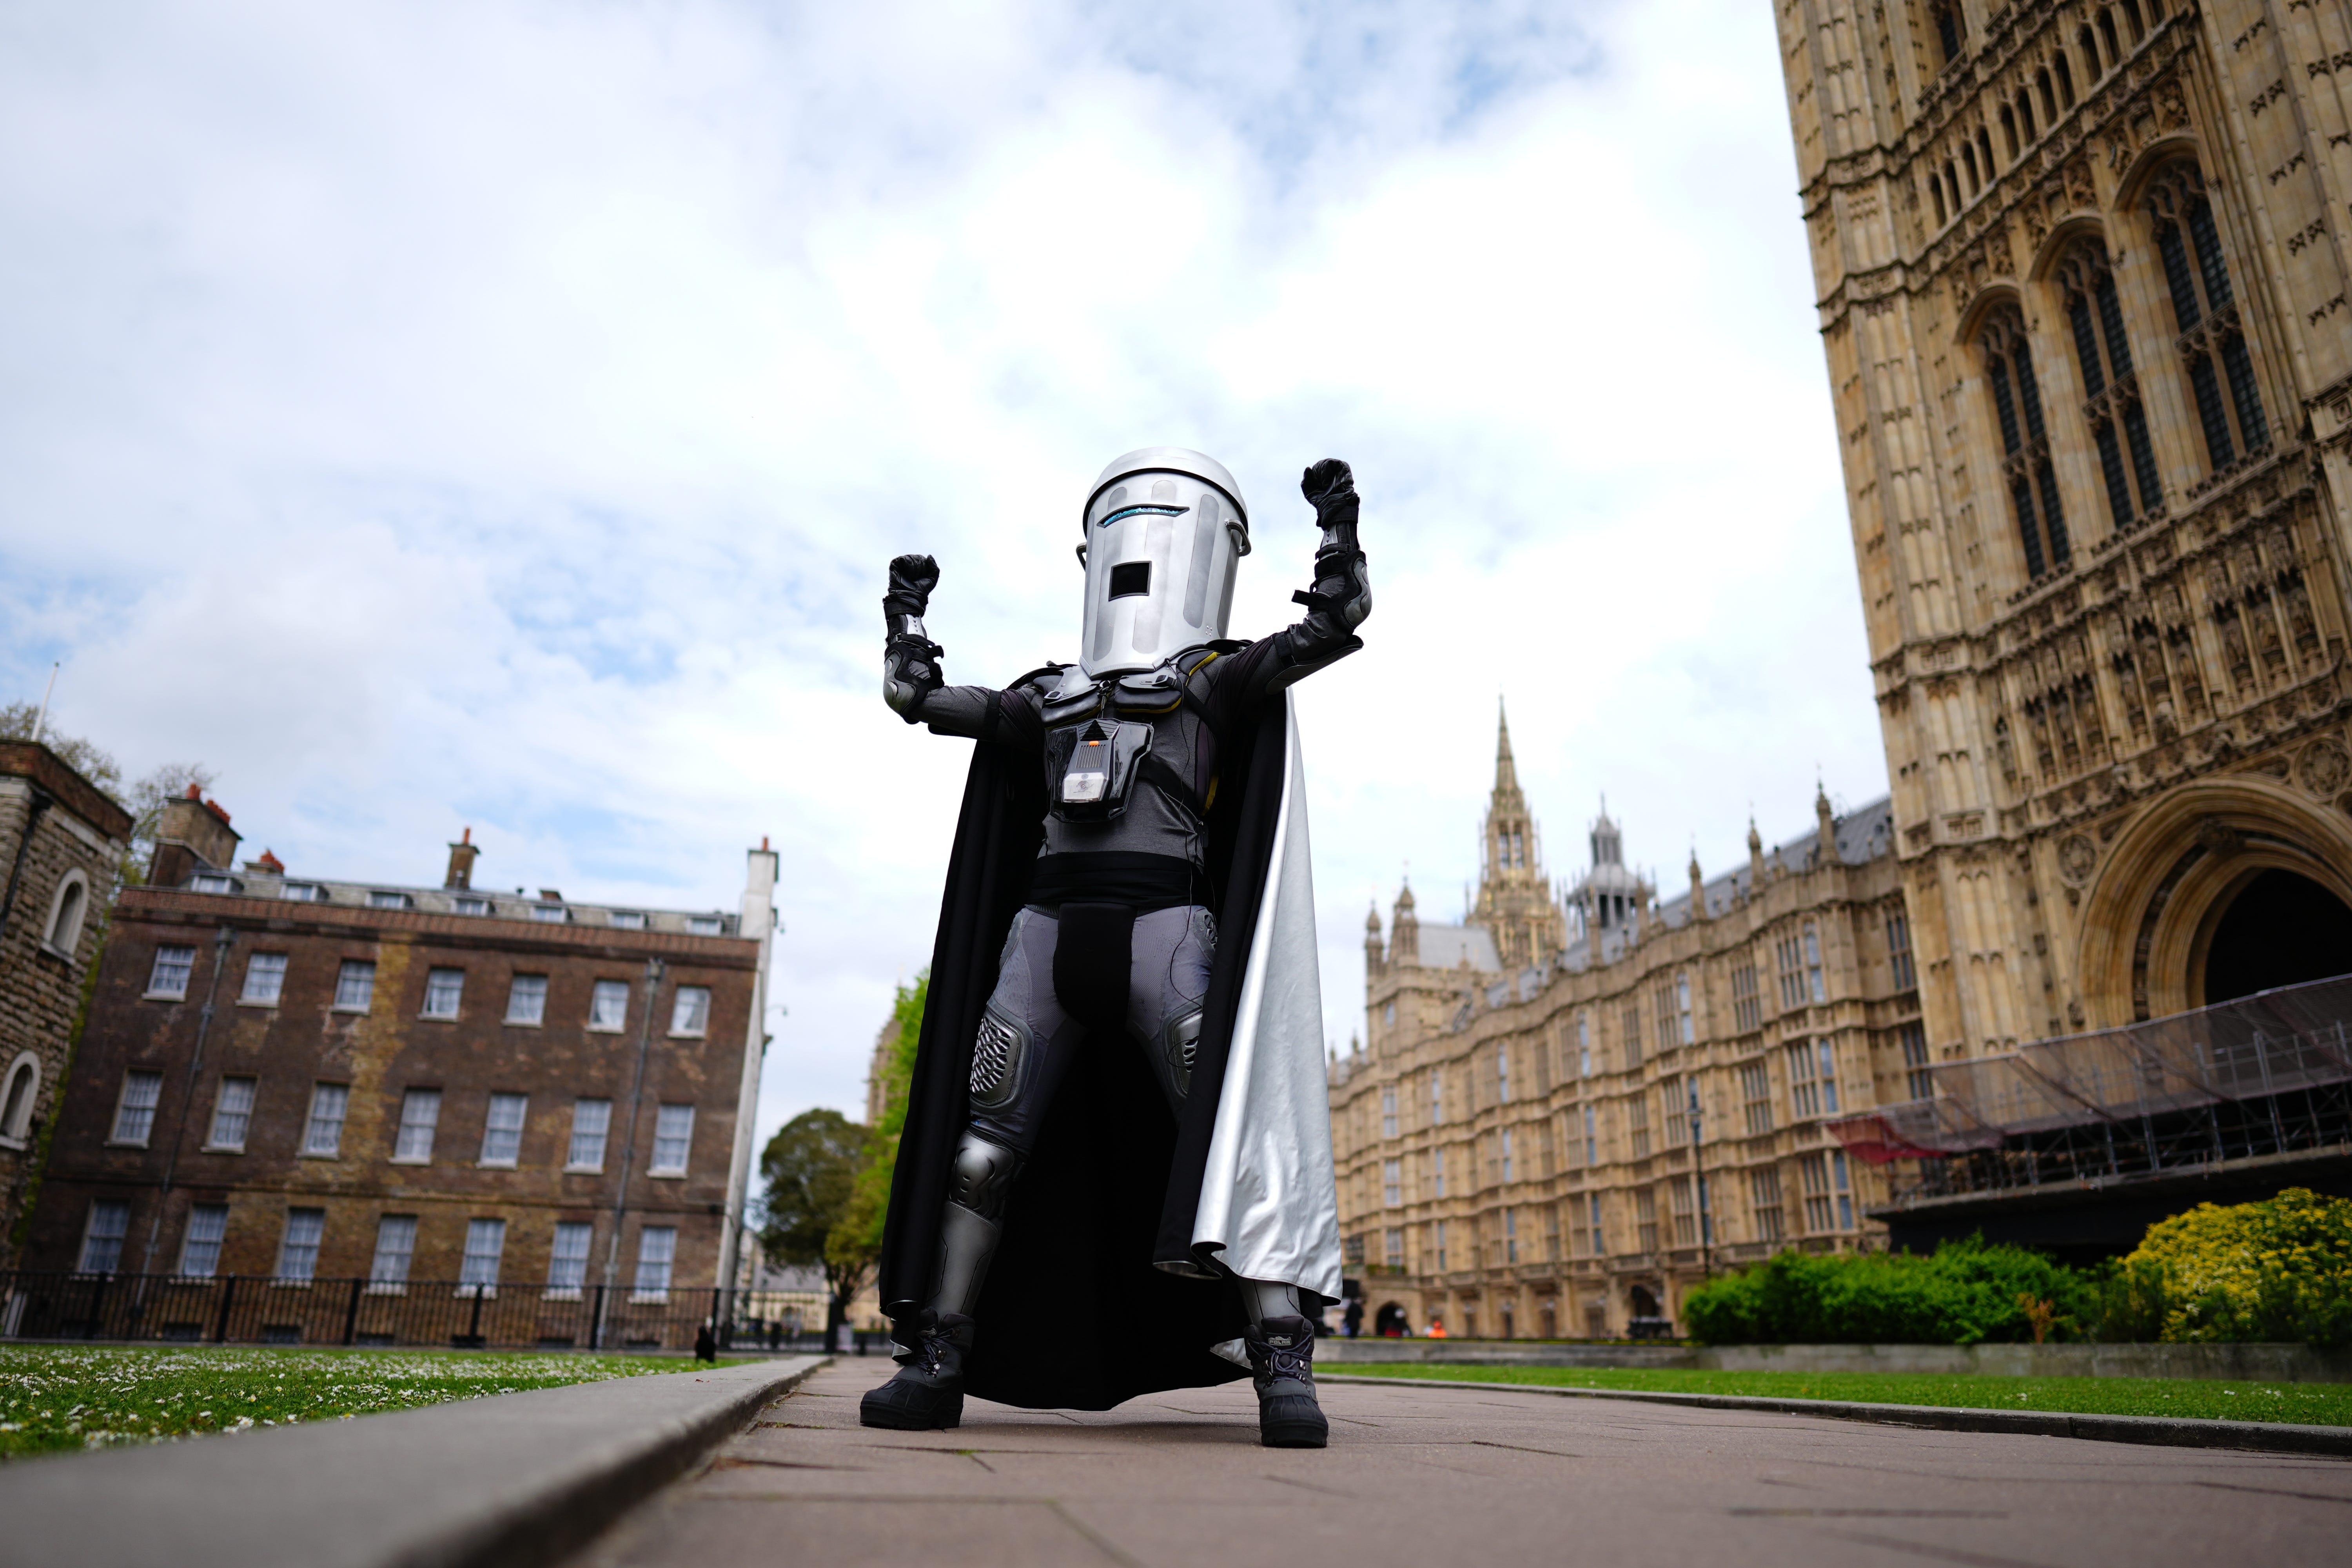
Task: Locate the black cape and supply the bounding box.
[876,687,1295,1410]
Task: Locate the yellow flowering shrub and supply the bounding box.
[2122,1188,2352,1349]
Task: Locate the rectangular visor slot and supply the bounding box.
[1108,561,1151,599]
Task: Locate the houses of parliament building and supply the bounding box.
[1328,0,2352,1338]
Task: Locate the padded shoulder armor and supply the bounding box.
[1038,663,1103,727]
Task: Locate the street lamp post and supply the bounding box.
[1687,1079,1711,1284]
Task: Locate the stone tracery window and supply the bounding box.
[1929,2,1964,67]
[2057,236,2163,530]
[1977,305,2069,579]
[2145,162,2269,472]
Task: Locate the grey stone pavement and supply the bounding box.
[571,1358,2352,1567]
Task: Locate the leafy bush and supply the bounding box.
[1682,1237,2091,1346]
[2119,1188,2352,1351]
[1683,1190,2352,1348]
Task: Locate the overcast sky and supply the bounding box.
[1,0,1885,1154]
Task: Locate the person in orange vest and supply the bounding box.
[1426,1317,1447,1339]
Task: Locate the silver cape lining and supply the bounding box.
[1161,688,1344,1302]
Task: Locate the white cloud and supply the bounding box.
[0,0,1880,1153]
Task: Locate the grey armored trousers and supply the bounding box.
[967,904,1214,1149]
[927,903,1305,1328]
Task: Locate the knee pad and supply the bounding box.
[949,1132,1025,1223]
[1162,1006,1204,1102]
[967,1008,1032,1111]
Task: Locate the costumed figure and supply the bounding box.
[862,448,1371,1448]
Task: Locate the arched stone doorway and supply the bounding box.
[1374,1302,1409,1337]
[2200,869,2352,1004]
[2076,777,2352,1022]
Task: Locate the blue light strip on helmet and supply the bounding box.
[1097,504,1190,529]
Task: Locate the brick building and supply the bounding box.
[19,793,778,1345]
[0,742,134,1266]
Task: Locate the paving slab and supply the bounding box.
[571,1358,2352,1568]
[0,1355,824,1568]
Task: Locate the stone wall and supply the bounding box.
[0,742,132,1267]
[1337,787,1926,1345]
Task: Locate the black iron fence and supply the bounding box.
[0,1270,865,1353]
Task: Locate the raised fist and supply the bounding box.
[886,553,941,617]
[1299,459,1354,505]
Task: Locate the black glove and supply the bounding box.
[884,553,940,622]
[1288,458,1369,636]
[1300,459,1354,505]
[1301,459,1358,537]
[882,554,946,721]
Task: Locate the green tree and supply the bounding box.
[759,1108,874,1338]
[0,702,121,799]
[838,974,926,1261]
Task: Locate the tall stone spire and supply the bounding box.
[1494,699,1521,800]
[1472,700,1564,970]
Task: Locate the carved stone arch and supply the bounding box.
[0,1050,38,1145]
[40,868,91,960]
[2073,777,2352,1025]
[1955,281,2026,347]
[2027,214,2108,282]
[2114,134,2205,213]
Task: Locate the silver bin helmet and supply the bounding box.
[1078,447,1250,677]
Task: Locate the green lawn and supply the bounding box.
[0,1345,736,1461]
[1318,1362,2352,1428]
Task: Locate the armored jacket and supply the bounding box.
[903,623,1357,910]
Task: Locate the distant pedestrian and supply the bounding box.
[1342,1298,1363,1338]
[695,1323,717,1364]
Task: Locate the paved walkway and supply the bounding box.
[572,1359,2352,1567]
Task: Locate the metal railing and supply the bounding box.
[0,1270,857,1353]
[1830,973,2352,1202]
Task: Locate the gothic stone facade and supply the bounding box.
[0,742,132,1266]
[1777,0,2352,1053]
[1330,722,1928,1338]
[24,802,778,1324]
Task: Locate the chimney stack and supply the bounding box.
[149,787,241,887]
[445,828,480,890]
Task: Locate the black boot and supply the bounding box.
[859,1311,971,1430]
[1244,1314,1328,1448]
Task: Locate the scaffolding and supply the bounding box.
[1831,974,2352,1203]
